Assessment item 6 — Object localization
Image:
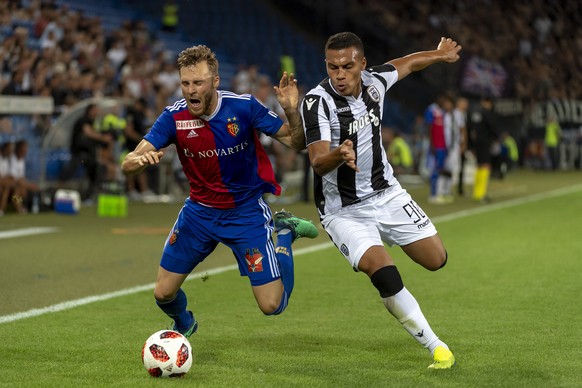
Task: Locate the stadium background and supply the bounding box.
[2,1,582,385]
[1,0,582,195]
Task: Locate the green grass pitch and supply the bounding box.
[1,170,581,387]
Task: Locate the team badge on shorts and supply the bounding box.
[340,243,350,257]
[245,248,264,272]
[226,117,239,137]
[169,229,179,245]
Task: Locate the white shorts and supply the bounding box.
[320,182,437,269]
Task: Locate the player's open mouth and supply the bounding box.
[189,98,201,108]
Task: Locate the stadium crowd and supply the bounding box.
[1,0,581,214]
[309,0,582,101]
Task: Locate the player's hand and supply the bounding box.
[274,71,299,110]
[436,37,461,63]
[137,150,164,166]
[339,139,359,172]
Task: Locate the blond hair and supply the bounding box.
[177,45,219,75]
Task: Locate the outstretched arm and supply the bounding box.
[121,139,164,175]
[271,72,306,151]
[388,37,461,80]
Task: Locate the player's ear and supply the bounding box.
[362,56,367,69]
[213,75,220,89]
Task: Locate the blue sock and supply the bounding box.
[275,230,294,297]
[430,170,439,196]
[155,288,192,331]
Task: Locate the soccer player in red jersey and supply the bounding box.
[122,45,318,336]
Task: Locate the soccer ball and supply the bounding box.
[142,330,193,377]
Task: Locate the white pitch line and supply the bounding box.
[2,183,582,325]
[0,243,333,324]
[0,227,60,240]
[433,183,582,224]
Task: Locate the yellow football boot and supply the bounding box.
[428,346,455,369]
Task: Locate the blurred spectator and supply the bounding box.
[501,131,519,173]
[560,124,579,171]
[58,103,113,200]
[155,60,181,99]
[468,96,500,202]
[383,127,413,176]
[410,114,429,177]
[425,93,454,204]
[123,97,155,200]
[2,68,33,95]
[99,104,126,178]
[0,142,15,216]
[11,139,40,213]
[544,114,562,170]
[161,0,179,33]
[523,139,545,170]
[106,37,128,71]
[453,97,469,195]
[232,64,259,94]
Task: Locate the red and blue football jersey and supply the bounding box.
[145,91,284,209]
[424,103,447,149]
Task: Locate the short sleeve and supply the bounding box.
[144,110,176,150]
[300,94,331,146]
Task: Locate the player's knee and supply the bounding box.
[153,288,176,303]
[428,250,448,271]
[370,265,404,298]
[259,301,280,315]
[261,292,289,316]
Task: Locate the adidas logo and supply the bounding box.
[187,129,199,138]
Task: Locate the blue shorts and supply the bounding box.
[160,197,281,286]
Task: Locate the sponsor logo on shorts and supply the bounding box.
[245,248,264,272]
[340,243,349,257]
[417,219,431,229]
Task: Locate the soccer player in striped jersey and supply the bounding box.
[122,45,318,336]
[300,32,461,369]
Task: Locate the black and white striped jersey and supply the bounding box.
[300,64,399,215]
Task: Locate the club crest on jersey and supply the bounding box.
[169,229,179,245]
[227,116,239,137]
[367,85,380,102]
[245,248,264,272]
